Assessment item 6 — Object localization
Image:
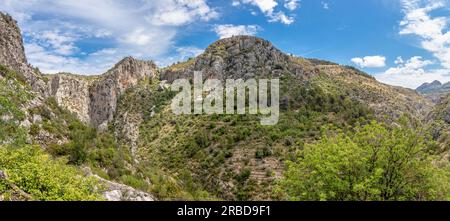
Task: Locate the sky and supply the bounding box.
[0,0,449,89]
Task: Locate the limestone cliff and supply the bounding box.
[89,57,157,130]
[161,36,292,82]
[0,13,47,95]
[1,12,157,130]
[47,57,157,129]
[48,74,91,123]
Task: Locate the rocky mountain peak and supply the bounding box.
[195,35,290,80]
[0,12,47,95]
[47,57,157,129]
[417,80,443,92]
[0,13,27,70]
[102,56,157,94]
[161,35,293,82]
[88,57,157,129]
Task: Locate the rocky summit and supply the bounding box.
[417,80,450,103]
[0,12,449,201]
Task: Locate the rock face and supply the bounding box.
[0,13,47,95]
[80,166,155,201]
[161,35,292,82]
[48,74,91,123]
[48,58,157,129]
[196,35,290,80]
[98,175,155,201]
[0,12,157,129]
[89,57,157,129]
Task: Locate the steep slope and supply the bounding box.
[428,94,450,152]
[0,12,156,201]
[47,57,157,130]
[0,13,47,95]
[123,36,437,200]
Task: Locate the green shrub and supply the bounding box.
[277,120,450,201]
[0,145,103,201]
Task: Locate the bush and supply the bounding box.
[235,168,251,184]
[0,145,103,201]
[277,120,450,201]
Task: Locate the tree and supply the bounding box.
[0,145,103,201]
[277,120,449,201]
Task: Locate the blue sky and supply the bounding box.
[0,0,449,88]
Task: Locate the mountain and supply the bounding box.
[417,80,450,103]
[417,80,450,94]
[0,12,156,201]
[0,12,448,201]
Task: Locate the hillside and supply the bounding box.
[1,12,448,201]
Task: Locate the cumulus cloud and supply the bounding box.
[377,0,450,88]
[321,1,330,10]
[0,0,217,74]
[234,0,296,25]
[284,0,300,11]
[213,24,260,39]
[148,0,218,26]
[351,56,386,68]
[376,56,450,89]
[399,0,450,69]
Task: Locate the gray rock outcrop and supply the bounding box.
[0,13,47,95]
[1,12,158,130]
[47,57,158,129]
[89,57,157,129]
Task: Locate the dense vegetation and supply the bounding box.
[0,66,104,201]
[0,65,32,146]
[0,145,103,201]
[277,119,449,201]
[131,74,377,200]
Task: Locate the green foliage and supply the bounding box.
[31,96,135,183]
[277,120,450,201]
[0,145,103,201]
[48,121,132,181]
[0,67,32,146]
[133,74,376,200]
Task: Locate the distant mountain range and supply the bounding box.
[417,80,450,95]
[416,80,450,103]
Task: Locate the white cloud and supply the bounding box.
[399,0,450,69]
[321,2,330,10]
[284,0,300,11]
[176,46,204,60]
[394,56,404,65]
[351,56,386,68]
[149,0,219,26]
[270,11,295,25]
[232,1,241,7]
[377,0,450,88]
[0,0,217,75]
[213,24,260,39]
[234,0,296,24]
[376,56,449,89]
